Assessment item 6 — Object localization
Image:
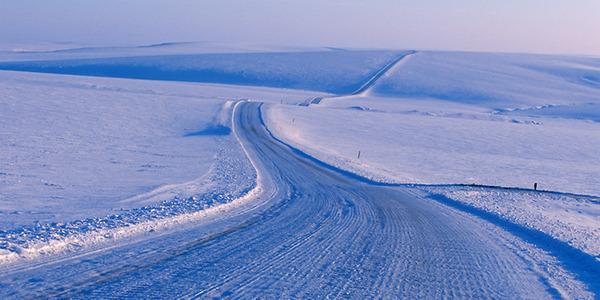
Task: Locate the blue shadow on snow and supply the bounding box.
[185,125,231,137]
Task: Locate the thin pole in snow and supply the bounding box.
[357,150,361,159]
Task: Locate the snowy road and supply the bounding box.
[350,50,415,96]
[0,102,592,298]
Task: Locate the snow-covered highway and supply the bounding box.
[0,101,595,298]
[349,50,416,96]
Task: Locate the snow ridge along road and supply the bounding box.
[350,50,416,96]
[0,102,595,298]
[303,50,415,106]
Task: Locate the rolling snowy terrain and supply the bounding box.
[0,44,598,298]
[0,48,409,94]
[0,41,335,61]
[263,50,600,262]
[265,51,600,195]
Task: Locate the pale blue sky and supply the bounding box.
[1,0,599,55]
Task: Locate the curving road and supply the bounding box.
[0,102,579,298]
[350,50,415,96]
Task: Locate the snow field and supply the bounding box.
[0,71,225,227]
[0,50,410,94]
[0,69,324,263]
[265,103,600,196]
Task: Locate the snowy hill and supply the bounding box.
[1,48,598,275]
[371,51,600,121]
[0,50,409,94]
[266,51,600,196]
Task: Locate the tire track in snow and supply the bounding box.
[0,102,593,298]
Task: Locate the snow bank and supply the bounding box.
[417,186,600,258]
[0,67,325,263]
[0,131,257,263]
[0,73,265,262]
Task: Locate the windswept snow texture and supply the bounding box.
[0,73,222,228]
[0,68,330,261]
[0,50,408,94]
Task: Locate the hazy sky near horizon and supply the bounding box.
[1,0,599,55]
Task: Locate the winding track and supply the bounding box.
[0,102,579,298]
[307,51,415,105]
[350,50,415,96]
